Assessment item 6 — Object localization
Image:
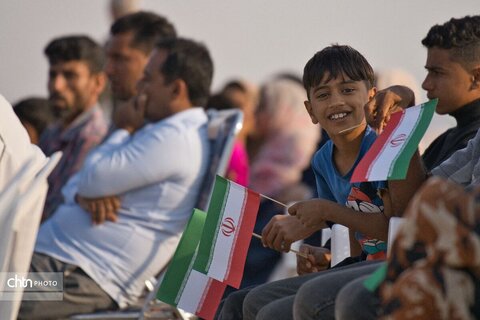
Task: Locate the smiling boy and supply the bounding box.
[215,45,419,320]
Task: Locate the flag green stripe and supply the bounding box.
[389,99,437,179]
[195,175,229,272]
[156,209,206,305]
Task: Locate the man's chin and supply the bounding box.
[52,106,71,120]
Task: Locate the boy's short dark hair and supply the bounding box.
[110,11,176,54]
[44,35,105,74]
[155,38,213,106]
[422,15,480,68]
[303,45,374,99]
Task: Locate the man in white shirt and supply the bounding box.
[18,37,213,319]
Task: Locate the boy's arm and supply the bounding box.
[261,214,318,252]
[289,199,390,241]
[364,85,415,134]
[388,150,428,216]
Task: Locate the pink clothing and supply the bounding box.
[226,140,249,186]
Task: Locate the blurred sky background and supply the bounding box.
[0,0,478,149]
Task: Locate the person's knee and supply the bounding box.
[335,277,378,320]
[243,286,267,320]
[294,279,335,320]
[216,289,250,320]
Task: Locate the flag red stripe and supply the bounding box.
[196,278,227,320]
[224,189,260,288]
[351,111,404,182]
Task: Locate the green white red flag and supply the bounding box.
[156,209,226,320]
[195,175,261,288]
[351,99,437,182]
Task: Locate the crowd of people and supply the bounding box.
[1,4,479,320]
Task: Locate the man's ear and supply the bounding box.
[304,100,318,124]
[368,86,377,100]
[471,66,480,90]
[93,72,107,96]
[170,78,193,106]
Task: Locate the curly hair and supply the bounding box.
[422,15,480,67]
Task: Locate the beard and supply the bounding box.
[49,94,82,124]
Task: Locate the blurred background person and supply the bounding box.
[13,97,57,145]
[40,35,108,221]
[238,76,320,292]
[105,10,176,125]
[206,93,250,186]
[205,79,258,186]
[109,0,141,22]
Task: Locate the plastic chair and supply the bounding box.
[0,151,62,320]
[71,109,243,320]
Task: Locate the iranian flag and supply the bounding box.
[351,99,437,182]
[195,175,261,288]
[157,209,226,320]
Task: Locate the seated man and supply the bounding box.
[18,37,214,319]
[40,35,109,220]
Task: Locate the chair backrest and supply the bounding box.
[195,108,243,211]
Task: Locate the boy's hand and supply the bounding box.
[364,85,415,134]
[288,199,330,230]
[113,94,147,134]
[296,244,331,275]
[261,214,317,252]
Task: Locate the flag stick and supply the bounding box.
[252,233,309,259]
[338,122,364,134]
[260,194,288,208]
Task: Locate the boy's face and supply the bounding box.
[422,47,477,115]
[304,73,375,137]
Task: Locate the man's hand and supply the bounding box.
[288,199,330,230]
[76,195,121,225]
[261,214,317,252]
[296,244,331,275]
[364,85,415,134]
[113,94,147,134]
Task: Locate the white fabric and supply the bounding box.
[0,153,60,320]
[331,224,351,267]
[0,94,48,320]
[0,95,46,191]
[35,108,210,308]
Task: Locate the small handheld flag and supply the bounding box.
[195,175,261,288]
[351,99,437,182]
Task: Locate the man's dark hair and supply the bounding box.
[13,97,56,136]
[222,80,247,94]
[303,44,374,99]
[422,15,480,68]
[44,35,105,73]
[155,38,213,106]
[110,11,176,54]
[205,93,241,111]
